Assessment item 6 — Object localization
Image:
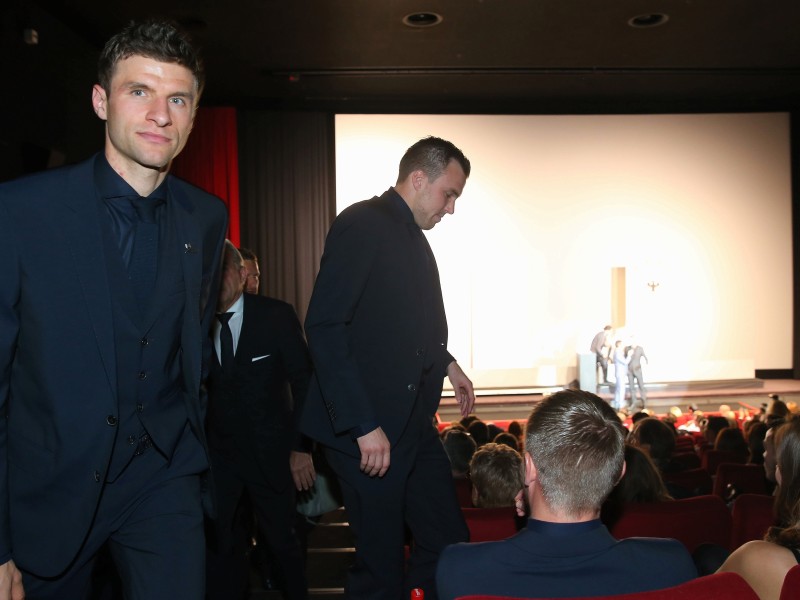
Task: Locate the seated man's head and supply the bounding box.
[469,443,523,508]
[523,389,625,521]
[629,417,676,469]
[442,429,477,478]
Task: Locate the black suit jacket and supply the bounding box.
[207,293,312,489]
[299,188,454,457]
[0,155,227,576]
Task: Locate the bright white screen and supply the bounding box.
[335,113,792,389]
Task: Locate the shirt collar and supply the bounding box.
[224,293,245,317]
[385,187,416,226]
[94,153,168,201]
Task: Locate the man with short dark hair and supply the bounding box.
[0,19,227,599]
[300,136,476,600]
[590,325,613,384]
[238,247,261,294]
[437,390,697,600]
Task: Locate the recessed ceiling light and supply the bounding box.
[628,13,669,28]
[402,13,444,28]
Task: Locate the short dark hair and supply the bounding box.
[98,19,205,99]
[630,418,676,467]
[397,136,471,184]
[525,389,625,517]
[238,247,259,263]
[442,430,477,476]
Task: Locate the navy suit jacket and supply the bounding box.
[0,155,227,576]
[207,293,312,490]
[436,519,698,600]
[299,188,454,457]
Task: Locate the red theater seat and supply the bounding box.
[780,564,800,600]
[462,507,520,543]
[730,493,776,549]
[610,495,732,553]
[713,463,768,498]
[662,467,713,497]
[456,571,758,599]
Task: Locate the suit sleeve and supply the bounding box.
[304,209,382,434]
[0,195,20,564]
[273,303,313,448]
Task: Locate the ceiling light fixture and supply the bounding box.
[628,13,669,28]
[402,13,444,28]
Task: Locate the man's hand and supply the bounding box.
[0,559,24,600]
[290,451,316,491]
[447,361,476,417]
[357,427,391,477]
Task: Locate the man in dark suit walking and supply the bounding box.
[0,20,227,600]
[300,137,476,600]
[207,241,313,600]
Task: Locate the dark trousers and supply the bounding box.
[21,428,207,600]
[326,420,468,600]
[208,447,307,600]
[627,367,647,406]
[595,352,608,383]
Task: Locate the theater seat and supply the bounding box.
[730,493,776,549]
[702,450,746,474]
[454,477,475,508]
[662,467,713,497]
[713,463,767,498]
[780,564,800,600]
[456,571,758,599]
[462,507,520,542]
[610,495,732,553]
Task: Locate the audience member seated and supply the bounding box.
[436,389,697,600]
[764,396,790,427]
[630,410,650,425]
[443,429,477,507]
[628,417,678,472]
[467,419,490,448]
[507,420,524,444]
[764,418,787,491]
[747,421,769,466]
[492,431,519,452]
[718,415,800,600]
[715,427,749,464]
[469,443,523,509]
[601,444,673,528]
[486,422,504,443]
[704,416,732,448]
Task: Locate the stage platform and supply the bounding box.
[437,378,800,423]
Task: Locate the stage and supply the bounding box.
[437,378,800,424]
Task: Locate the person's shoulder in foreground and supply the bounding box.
[436,519,696,600]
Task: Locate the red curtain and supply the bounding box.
[171,107,240,245]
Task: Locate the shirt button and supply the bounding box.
[407,384,417,393]
[94,470,101,482]
[138,371,147,380]
[128,435,137,445]
[416,348,424,356]
[106,415,117,426]
[137,403,144,412]
[140,337,149,346]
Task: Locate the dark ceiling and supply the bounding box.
[12,0,800,115]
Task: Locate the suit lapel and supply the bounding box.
[169,178,204,394]
[61,159,117,396]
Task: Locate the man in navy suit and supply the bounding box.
[436,390,697,600]
[0,20,227,599]
[300,137,476,600]
[206,241,313,600]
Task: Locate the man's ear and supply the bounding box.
[411,169,427,191]
[92,85,109,121]
[617,460,627,484]
[524,452,537,486]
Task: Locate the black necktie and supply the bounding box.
[128,196,163,306]
[217,312,235,375]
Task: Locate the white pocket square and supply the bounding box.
[251,354,271,362]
